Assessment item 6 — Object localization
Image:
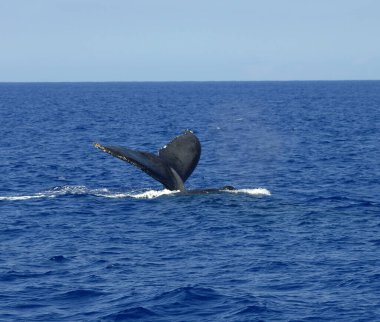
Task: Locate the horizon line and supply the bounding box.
[0,79,379,84]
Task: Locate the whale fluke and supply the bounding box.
[95,130,201,191]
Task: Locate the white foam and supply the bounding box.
[129,189,178,199]
[0,186,178,201]
[227,188,271,196]
[0,185,109,201]
[0,186,270,201]
[92,189,178,199]
[0,194,49,201]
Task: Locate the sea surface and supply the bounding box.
[0,81,379,321]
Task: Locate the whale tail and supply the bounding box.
[95,130,201,191]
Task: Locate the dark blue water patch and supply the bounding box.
[49,255,69,262]
[370,239,380,246]
[101,286,276,321]
[103,306,158,321]
[0,270,53,283]
[1,81,380,321]
[55,289,107,300]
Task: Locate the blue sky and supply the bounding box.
[1,0,379,81]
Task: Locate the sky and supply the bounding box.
[1,0,379,82]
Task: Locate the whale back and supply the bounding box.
[158,131,201,182]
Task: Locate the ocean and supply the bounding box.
[0,81,379,321]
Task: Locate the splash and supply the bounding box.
[129,189,178,199]
[98,189,178,199]
[0,186,270,201]
[226,188,271,196]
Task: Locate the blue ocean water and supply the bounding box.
[0,81,379,321]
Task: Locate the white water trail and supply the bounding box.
[100,189,178,199]
[0,186,109,201]
[226,188,271,196]
[0,186,178,201]
[0,194,48,201]
[0,186,271,201]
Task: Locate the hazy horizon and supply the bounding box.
[1,79,380,84]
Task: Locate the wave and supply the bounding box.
[0,185,271,201]
[101,286,271,320]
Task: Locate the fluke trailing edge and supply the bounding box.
[95,130,208,192]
